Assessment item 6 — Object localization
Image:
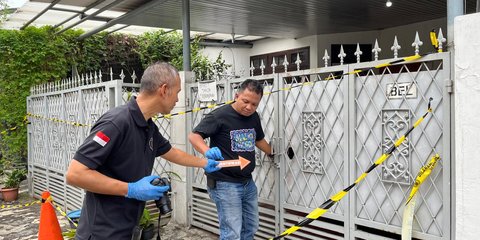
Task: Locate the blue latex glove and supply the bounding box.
[203,159,221,173]
[205,147,224,160]
[126,175,170,201]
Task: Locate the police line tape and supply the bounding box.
[52,201,78,228]
[402,154,441,239]
[0,116,29,135]
[0,200,40,209]
[0,196,77,228]
[24,52,433,127]
[269,98,433,240]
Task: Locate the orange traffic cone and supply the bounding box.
[38,191,64,240]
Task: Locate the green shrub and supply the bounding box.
[3,168,27,188]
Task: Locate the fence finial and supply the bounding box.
[391,36,401,59]
[131,70,137,83]
[372,39,381,61]
[98,70,102,83]
[271,57,277,74]
[120,69,125,81]
[354,43,363,63]
[412,31,423,56]
[323,49,330,67]
[94,71,98,84]
[295,52,302,71]
[338,45,346,65]
[260,59,265,75]
[437,28,446,52]
[283,54,289,73]
[249,61,255,77]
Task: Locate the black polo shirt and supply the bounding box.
[73,97,171,240]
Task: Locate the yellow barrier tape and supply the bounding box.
[52,202,78,228]
[406,154,441,205]
[25,52,433,127]
[0,200,41,209]
[402,154,441,239]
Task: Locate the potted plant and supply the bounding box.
[0,168,27,202]
[140,208,155,240]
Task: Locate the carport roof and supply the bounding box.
[4,0,478,41]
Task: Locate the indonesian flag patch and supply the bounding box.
[93,131,110,147]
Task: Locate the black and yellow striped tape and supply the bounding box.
[269,98,433,240]
[25,52,431,126]
[0,200,40,209]
[406,153,441,205]
[0,116,29,135]
[52,202,78,228]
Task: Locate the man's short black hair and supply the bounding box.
[238,79,263,96]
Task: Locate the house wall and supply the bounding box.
[200,46,251,78]
[201,18,446,74]
[454,12,480,240]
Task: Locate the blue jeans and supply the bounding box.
[208,179,259,240]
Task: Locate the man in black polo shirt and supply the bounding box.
[188,79,273,240]
[66,62,221,240]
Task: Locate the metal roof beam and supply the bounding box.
[198,41,253,48]
[57,0,126,35]
[106,25,130,34]
[53,0,108,29]
[50,7,83,14]
[20,0,61,30]
[77,0,167,40]
[182,0,191,71]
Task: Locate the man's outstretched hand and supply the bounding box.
[205,147,224,160]
[203,159,221,173]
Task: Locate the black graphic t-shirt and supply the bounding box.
[193,104,265,182]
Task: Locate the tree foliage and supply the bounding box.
[0,26,227,166]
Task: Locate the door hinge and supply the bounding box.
[445,79,454,93]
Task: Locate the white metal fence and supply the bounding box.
[27,71,173,213]
[187,31,451,239]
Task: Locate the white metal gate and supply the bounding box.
[187,52,451,239]
[27,72,173,213]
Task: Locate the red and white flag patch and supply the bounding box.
[93,131,110,147]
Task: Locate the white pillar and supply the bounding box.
[169,71,194,225]
[454,12,480,240]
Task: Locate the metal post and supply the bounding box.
[447,0,463,44]
[182,0,191,71]
[20,0,61,30]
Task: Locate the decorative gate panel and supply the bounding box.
[352,53,450,239]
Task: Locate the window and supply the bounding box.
[250,47,310,76]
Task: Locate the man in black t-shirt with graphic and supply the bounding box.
[189,79,273,240]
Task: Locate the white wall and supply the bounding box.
[250,35,318,68]
[200,46,251,78]
[314,18,447,65]
[200,18,446,74]
[454,12,480,240]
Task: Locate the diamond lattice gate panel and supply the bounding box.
[26,79,157,213]
[187,80,228,234]
[279,66,349,240]
[187,76,278,239]
[351,53,451,240]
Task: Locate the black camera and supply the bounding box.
[150,177,172,215]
